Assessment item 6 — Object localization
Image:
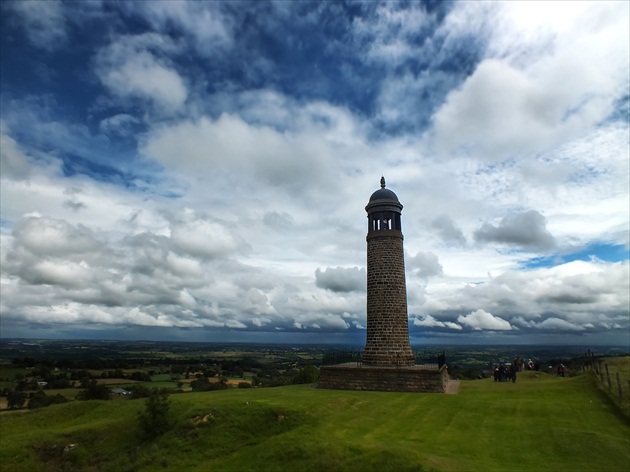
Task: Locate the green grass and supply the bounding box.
[0,365,28,381]
[150,374,173,382]
[595,357,630,419]
[0,371,628,472]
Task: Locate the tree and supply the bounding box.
[292,365,320,384]
[190,376,211,391]
[78,380,110,400]
[27,391,68,409]
[7,390,27,409]
[129,384,151,399]
[138,388,171,439]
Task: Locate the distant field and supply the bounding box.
[0,370,628,472]
[0,366,28,381]
[96,378,140,385]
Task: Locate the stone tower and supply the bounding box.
[362,177,415,367]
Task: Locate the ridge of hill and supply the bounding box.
[1,370,629,472]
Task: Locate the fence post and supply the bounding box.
[616,372,622,399]
[605,364,611,389]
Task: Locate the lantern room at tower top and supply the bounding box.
[365,176,403,235]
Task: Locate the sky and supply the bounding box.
[0,1,628,347]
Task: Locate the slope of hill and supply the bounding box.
[1,370,628,472]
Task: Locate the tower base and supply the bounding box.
[317,363,449,393]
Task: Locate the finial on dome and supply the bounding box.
[380,176,386,188]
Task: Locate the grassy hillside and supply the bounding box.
[595,356,630,419]
[1,371,628,472]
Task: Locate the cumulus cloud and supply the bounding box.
[424,260,629,338]
[10,216,102,257]
[474,210,556,251]
[431,2,629,162]
[293,313,350,331]
[458,309,512,331]
[315,267,365,293]
[413,314,462,330]
[407,251,444,279]
[170,215,240,260]
[143,112,332,189]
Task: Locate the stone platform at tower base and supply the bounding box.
[317,363,449,393]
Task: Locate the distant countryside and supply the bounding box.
[0,339,628,472]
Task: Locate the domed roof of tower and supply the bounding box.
[369,176,399,202]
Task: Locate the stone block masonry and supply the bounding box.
[318,364,449,393]
[363,233,414,367]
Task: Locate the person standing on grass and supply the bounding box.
[557,364,565,377]
[509,364,517,383]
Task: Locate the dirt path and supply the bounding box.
[445,380,460,394]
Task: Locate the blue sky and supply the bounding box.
[1,1,628,346]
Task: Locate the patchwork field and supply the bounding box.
[0,369,628,472]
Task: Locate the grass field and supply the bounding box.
[595,357,630,419]
[0,370,628,472]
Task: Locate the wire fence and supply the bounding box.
[586,349,630,419]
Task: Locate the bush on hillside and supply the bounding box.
[27,391,68,409]
[138,388,171,439]
[292,365,320,384]
[190,376,230,391]
[6,390,27,409]
[78,379,111,400]
[129,384,152,398]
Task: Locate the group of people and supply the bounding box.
[493,356,540,383]
[493,363,517,383]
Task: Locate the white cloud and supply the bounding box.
[99,114,141,138]
[9,0,67,50]
[293,313,350,331]
[431,1,629,162]
[140,96,371,198]
[512,316,586,332]
[458,309,512,331]
[170,213,240,259]
[121,2,233,53]
[407,252,443,279]
[95,33,188,112]
[413,314,462,330]
[11,216,102,257]
[352,3,433,64]
[0,131,31,180]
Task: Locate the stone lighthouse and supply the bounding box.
[362,177,415,367]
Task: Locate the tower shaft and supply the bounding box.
[363,179,414,367]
